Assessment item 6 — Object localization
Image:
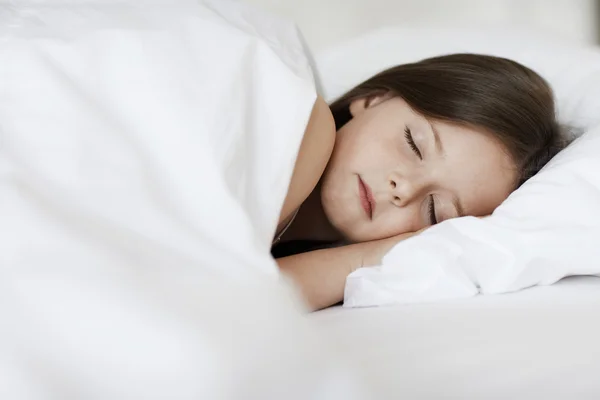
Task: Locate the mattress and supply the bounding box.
[312,276,600,399]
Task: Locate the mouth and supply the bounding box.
[357,175,376,219]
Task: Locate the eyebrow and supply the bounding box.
[427,119,445,156]
[452,196,465,218]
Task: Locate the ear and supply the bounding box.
[349,92,393,117]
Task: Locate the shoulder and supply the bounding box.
[277,96,336,225]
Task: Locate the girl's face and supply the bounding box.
[320,95,517,242]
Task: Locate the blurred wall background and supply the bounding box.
[245,0,599,55]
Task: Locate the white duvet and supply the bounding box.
[0,0,313,279]
[0,1,364,398]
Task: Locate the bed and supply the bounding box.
[314,276,600,398]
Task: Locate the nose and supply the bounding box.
[388,172,427,207]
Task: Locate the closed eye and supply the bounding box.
[428,195,438,225]
[404,127,422,159]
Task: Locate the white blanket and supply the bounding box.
[0,1,366,398]
[0,0,314,279]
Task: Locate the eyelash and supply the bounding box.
[428,195,438,225]
[404,127,422,159]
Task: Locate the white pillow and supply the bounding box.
[313,27,600,307]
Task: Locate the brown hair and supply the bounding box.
[329,53,569,188]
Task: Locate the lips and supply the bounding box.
[357,175,376,219]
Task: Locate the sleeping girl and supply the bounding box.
[272,54,568,310]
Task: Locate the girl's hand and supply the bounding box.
[277,228,427,311]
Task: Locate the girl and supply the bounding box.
[272,54,567,310]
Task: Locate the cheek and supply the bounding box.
[335,132,402,172]
[322,133,354,174]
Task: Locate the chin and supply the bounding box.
[348,231,375,243]
[335,224,371,243]
[347,226,402,243]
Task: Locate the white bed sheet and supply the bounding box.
[313,276,600,399]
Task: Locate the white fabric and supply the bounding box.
[314,27,600,307]
[315,276,600,399]
[0,1,366,398]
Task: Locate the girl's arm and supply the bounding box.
[277,232,417,311]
